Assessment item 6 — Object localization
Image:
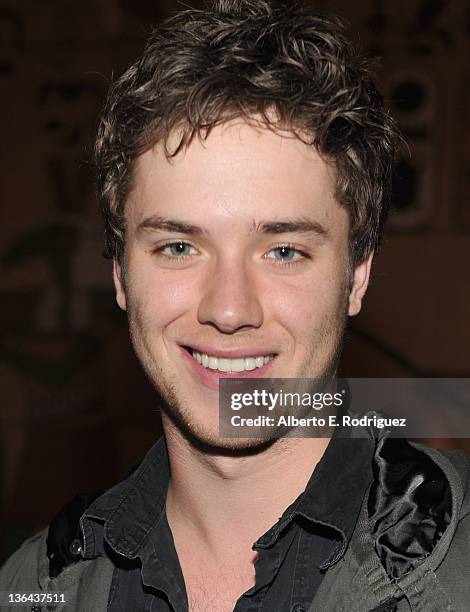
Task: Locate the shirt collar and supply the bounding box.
[254,429,376,569]
[81,427,375,569]
[81,435,170,559]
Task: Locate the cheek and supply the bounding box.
[266,269,348,337]
[126,262,199,331]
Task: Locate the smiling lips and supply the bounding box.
[187,347,275,373]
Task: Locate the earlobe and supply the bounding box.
[348,252,374,317]
[113,259,127,311]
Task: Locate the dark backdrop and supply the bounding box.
[1,0,469,562]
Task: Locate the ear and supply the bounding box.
[348,252,373,317]
[113,259,127,311]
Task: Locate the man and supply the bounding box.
[1,1,469,610]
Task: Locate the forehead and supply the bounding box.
[126,121,343,229]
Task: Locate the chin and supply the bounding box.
[162,407,279,455]
[194,434,276,455]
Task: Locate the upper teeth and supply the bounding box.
[191,350,274,372]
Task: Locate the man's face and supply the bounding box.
[114,121,371,448]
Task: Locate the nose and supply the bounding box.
[197,257,264,333]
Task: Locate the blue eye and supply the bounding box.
[267,245,304,263]
[157,241,197,257]
[272,246,297,261]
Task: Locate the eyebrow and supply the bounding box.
[137,215,209,236]
[136,214,328,238]
[251,218,329,237]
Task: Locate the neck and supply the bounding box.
[164,420,330,556]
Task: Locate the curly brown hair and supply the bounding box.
[95,0,399,264]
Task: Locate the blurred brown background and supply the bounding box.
[1,0,469,562]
